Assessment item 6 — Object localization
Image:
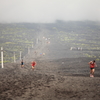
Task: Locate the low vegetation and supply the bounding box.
[0,20,100,63]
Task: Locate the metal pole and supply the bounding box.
[14,52,16,63]
[32,42,33,48]
[37,38,38,44]
[28,47,30,54]
[1,47,4,68]
[20,51,22,60]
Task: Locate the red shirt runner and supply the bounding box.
[90,63,95,68]
[31,61,36,66]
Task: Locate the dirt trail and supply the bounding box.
[0,56,100,100]
[0,36,100,100]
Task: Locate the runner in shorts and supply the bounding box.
[21,59,24,68]
[88,60,97,77]
[31,61,36,70]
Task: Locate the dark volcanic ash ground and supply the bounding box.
[0,37,100,100]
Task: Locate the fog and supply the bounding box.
[0,0,100,23]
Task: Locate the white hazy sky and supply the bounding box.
[0,0,100,23]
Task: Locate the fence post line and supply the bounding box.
[37,38,38,44]
[20,51,22,60]
[28,47,30,54]
[14,52,16,63]
[1,47,4,68]
[32,42,33,48]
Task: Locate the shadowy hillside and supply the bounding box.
[0,20,100,63]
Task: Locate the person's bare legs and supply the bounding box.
[90,69,95,77]
[91,69,95,77]
[90,70,92,77]
[32,66,35,70]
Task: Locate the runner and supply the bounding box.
[88,60,97,77]
[43,53,45,56]
[21,59,24,68]
[31,61,36,70]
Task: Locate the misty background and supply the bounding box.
[0,0,100,23]
[0,1,100,100]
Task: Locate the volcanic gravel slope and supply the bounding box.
[0,37,100,100]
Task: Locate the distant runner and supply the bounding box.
[31,61,36,70]
[43,53,45,56]
[21,59,24,68]
[34,50,37,56]
[88,60,97,77]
